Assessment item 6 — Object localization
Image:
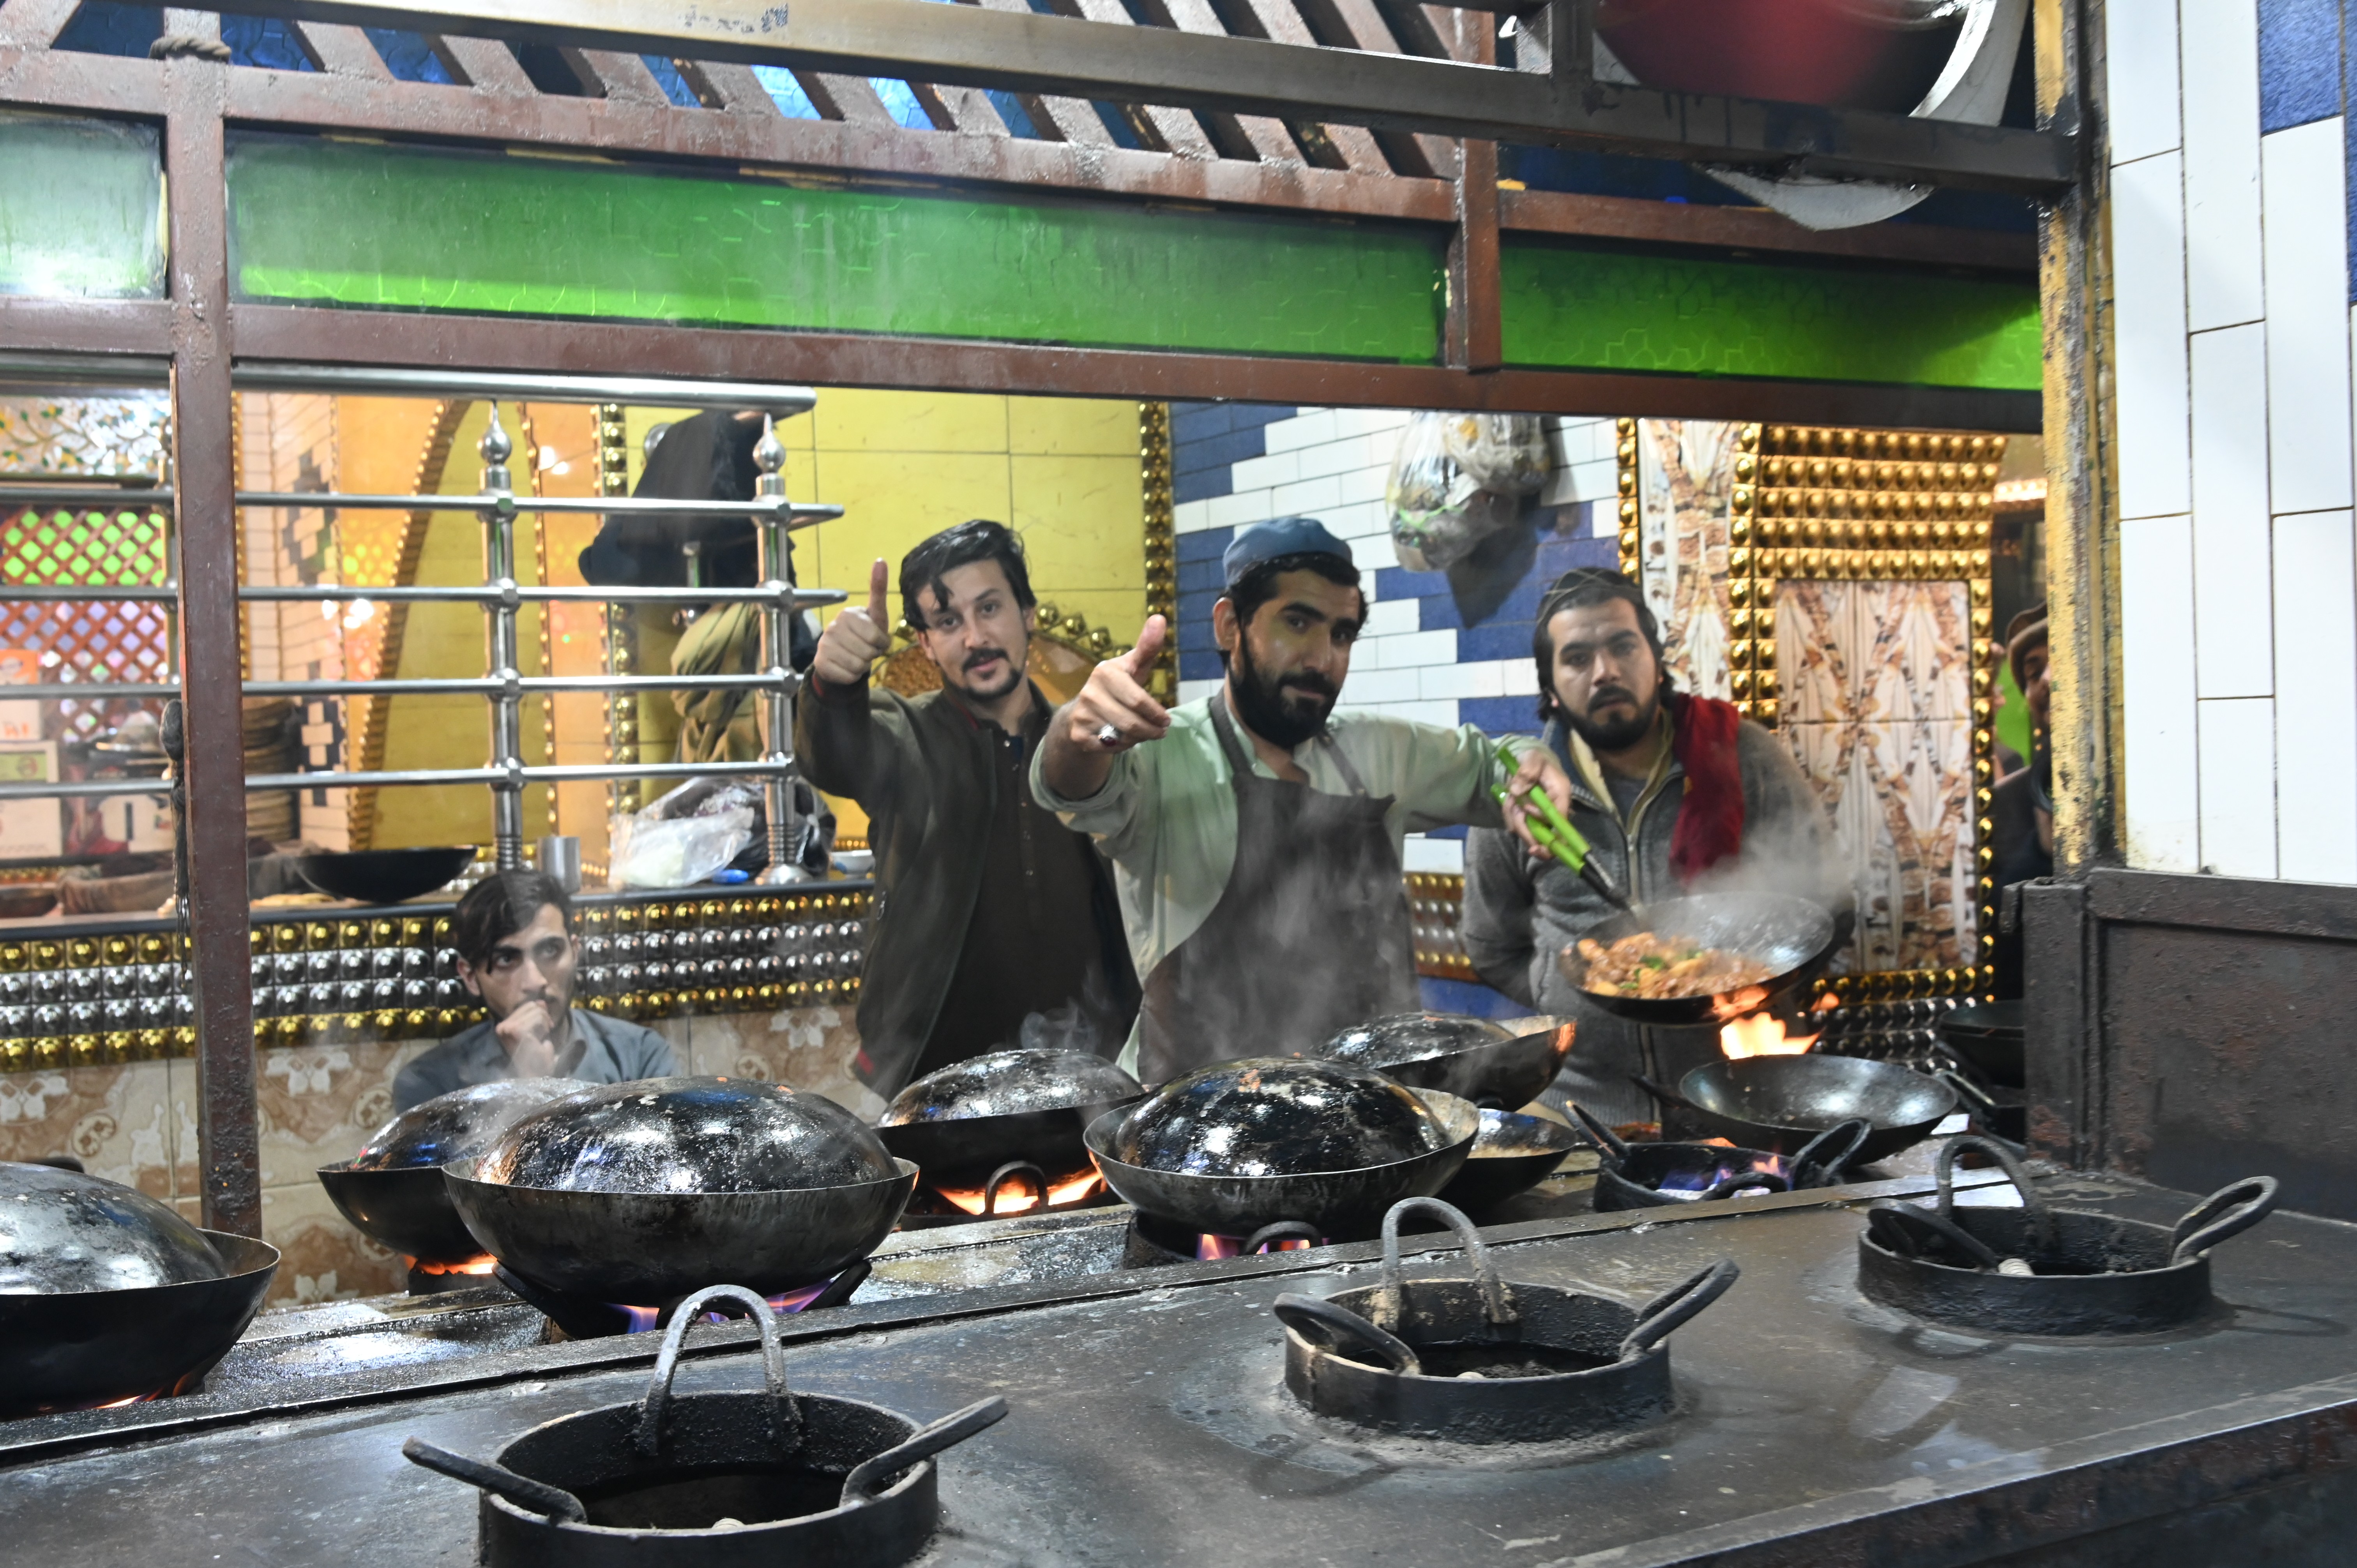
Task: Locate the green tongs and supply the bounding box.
[1490,743,1633,913]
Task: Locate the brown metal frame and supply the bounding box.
[0,0,2070,1233]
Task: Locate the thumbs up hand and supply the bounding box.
[1067,614,1171,752]
[813,558,895,687]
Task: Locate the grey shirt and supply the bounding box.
[391,1008,678,1112]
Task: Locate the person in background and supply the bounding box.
[797,520,1139,1097]
[1988,611,2051,998]
[391,869,675,1111]
[1033,516,1573,1083]
[1459,568,1847,1127]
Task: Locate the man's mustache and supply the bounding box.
[1587,685,1638,712]
[1276,672,1339,701]
[963,646,1010,671]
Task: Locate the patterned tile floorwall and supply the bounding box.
[0,1007,879,1304]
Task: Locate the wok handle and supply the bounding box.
[1788,1118,1872,1189]
[2171,1176,2281,1264]
[402,1437,587,1525]
[840,1397,1010,1508]
[1629,1073,1696,1114]
[1378,1196,1515,1329]
[1567,1101,1631,1161]
[1927,1063,2000,1119]
[1273,1292,1423,1376]
[1242,1220,1321,1254]
[1934,1134,2055,1255]
[983,1161,1049,1216]
[1865,1201,2005,1271]
[636,1283,799,1458]
[1619,1257,1739,1359]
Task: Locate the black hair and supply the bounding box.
[1218,551,1364,666]
[451,869,574,970]
[1530,568,1669,722]
[900,519,1036,633]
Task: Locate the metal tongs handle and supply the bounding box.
[1569,1101,1631,1161]
[636,1283,800,1458]
[1619,1257,1740,1359]
[401,1437,587,1525]
[2171,1176,2280,1264]
[840,1397,1010,1508]
[1491,743,1633,913]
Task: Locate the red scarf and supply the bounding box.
[1667,692,1745,883]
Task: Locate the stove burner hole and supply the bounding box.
[577,1462,847,1531]
[1369,1341,1618,1380]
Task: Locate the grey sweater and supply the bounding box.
[392,1008,677,1112]
[1460,713,1847,1127]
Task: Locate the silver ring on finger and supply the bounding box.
[1095,723,1123,749]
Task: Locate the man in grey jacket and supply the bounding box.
[1461,569,1847,1127]
[393,871,676,1111]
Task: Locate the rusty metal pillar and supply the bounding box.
[165,55,261,1236]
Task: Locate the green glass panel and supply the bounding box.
[0,113,164,300]
[226,135,1445,363]
[1502,237,2041,391]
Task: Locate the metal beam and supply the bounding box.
[221,0,2075,191]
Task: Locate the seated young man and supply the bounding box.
[391,869,677,1112]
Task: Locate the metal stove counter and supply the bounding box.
[7,1174,2357,1566]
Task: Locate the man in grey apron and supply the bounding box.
[1033,517,1573,1084]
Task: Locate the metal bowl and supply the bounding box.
[351,1079,595,1171]
[0,1161,226,1294]
[294,846,477,904]
[880,1049,1143,1125]
[481,1077,899,1195]
[1320,1014,1513,1073]
[1110,1058,1452,1178]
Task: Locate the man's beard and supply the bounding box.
[947,640,1025,703]
[1563,684,1661,753]
[1230,634,1339,750]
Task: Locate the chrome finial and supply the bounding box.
[754,412,786,500]
[479,401,514,492]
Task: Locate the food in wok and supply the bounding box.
[1574,931,1774,1000]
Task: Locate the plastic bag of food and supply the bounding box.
[609,804,754,890]
[1386,412,1550,572]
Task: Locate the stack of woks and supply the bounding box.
[242,696,300,842]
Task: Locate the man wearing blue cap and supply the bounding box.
[1034,516,1572,1083]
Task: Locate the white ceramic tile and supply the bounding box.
[2196,694,2279,875]
[1270,475,1346,516]
[1401,834,1466,874]
[1324,497,1391,538]
[1178,677,1222,704]
[1338,407,1413,438]
[1205,489,1273,528]
[2271,509,2357,881]
[1566,457,1620,503]
[1360,598,1419,637]
[2262,120,2355,515]
[1418,660,1509,700]
[1500,660,1540,695]
[2189,323,2274,696]
[1262,410,1338,454]
[1173,498,1216,534]
[2179,0,2265,329]
[2112,152,2194,520]
[2106,0,2182,163]
[1346,535,1394,573]
[2121,513,2203,870]
[1339,666,1421,705]
[1228,449,1300,490]
[1375,629,1458,669]
[1334,463,1390,507]
[1294,435,1375,481]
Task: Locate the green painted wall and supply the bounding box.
[226,135,1446,363]
[1500,236,2042,391]
[0,113,163,299]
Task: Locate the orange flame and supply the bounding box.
[1707,985,1772,1023]
[932,1169,1104,1217]
[406,1254,498,1276]
[1719,1013,1818,1059]
[1196,1233,1314,1261]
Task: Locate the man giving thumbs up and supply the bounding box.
[1035,516,1571,1084]
[796,521,1139,1096]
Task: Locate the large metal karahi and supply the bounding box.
[1087,1059,1479,1240]
[1318,1015,1577,1111]
[447,1077,916,1302]
[0,1162,278,1417]
[1640,1053,1957,1164]
[1558,892,1837,1026]
[404,1285,1008,1567]
[317,1079,593,1265]
[877,1049,1142,1205]
[1273,1199,1740,1444]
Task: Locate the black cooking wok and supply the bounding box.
[1085,1092,1480,1240]
[876,1049,1143,1189]
[318,1080,592,1265]
[296,846,476,904]
[0,1233,279,1417]
[1557,892,1837,1025]
[1640,1054,1957,1164]
[445,1158,916,1303]
[1938,999,2025,1087]
[1319,1017,1578,1111]
[1436,1109,1587,1210]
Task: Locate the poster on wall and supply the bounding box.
[0,742,62,860]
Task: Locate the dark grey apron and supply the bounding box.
[1135,694,1419,1084]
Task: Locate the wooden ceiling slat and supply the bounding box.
[572,48,673,106]
[293,20,394,79]
[436,33,538,95]
[0,0,82,50]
